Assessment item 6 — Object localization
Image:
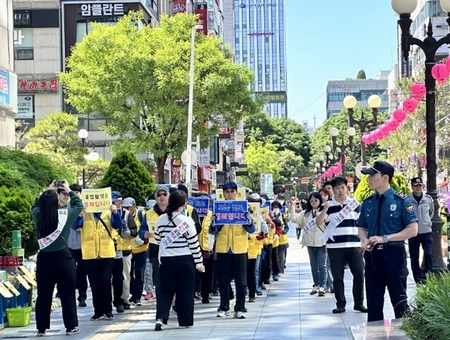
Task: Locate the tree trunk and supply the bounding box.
[416,158,423,178]
[155,155,168,184]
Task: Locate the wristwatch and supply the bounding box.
[383,235,389,243]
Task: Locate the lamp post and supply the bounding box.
[329,127,355,176]
[78,129,99,188]
[392,0,449,271]
[323,145,336,168]
[185,24,203,196]
[343,94,381,165]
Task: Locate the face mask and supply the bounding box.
[273,208,280,215]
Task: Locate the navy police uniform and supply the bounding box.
[357,162,418,322]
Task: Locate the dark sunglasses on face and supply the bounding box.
[157,192,168,197]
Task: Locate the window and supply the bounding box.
[13,28,33,60]
[14,48,34,60]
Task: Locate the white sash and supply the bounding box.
[38,209,68,250]
[321,198,359,243]
[158,219,190,264]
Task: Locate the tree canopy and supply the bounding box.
[59,12,259,183]
[357,70,367,80]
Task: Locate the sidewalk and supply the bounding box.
[0,229,417,339]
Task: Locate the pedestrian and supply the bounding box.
[154,190,204,331]
[32,181,83,336]
[209,181,255,319]
[408,177,433,284]
[269,201,283,281]
[316,176,367,314]
[318,188,334,293]
[67,184,88,308]
[290,192,327,296]
[357,161,418,322]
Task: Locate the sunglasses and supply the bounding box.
[157,192,168,197]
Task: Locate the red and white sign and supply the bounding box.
[173,0,186,14]
[19,78,58,93]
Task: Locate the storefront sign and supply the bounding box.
[16,95,34,119]
[173,0,186,14]
[19,78,58,92]
[80,3,125,16]
[0,70,10,107]
[198,149,210,167]
[255,91,287,104]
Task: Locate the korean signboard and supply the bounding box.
[0,70,10,107]
[81,187,112,213]
[80,3,125,16]
[190,197,210,217]
[173,0,186,14]
[15,95,34,119]
[254,91,287,104]
[19,78,58,93]
[213,200,248,225]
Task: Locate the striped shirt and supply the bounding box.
[319,196,361,249]
[155,213,202,265]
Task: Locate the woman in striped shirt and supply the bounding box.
[154,190,204,331]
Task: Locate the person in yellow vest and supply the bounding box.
[269,200,284,281]
[140,187,170,300]
[80,201,123,321]
[277,198,290,276]
[197,203,213,303]
[209,181,255,319]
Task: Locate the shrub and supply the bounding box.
[99,151,156,206]
[354,173,410,202]
[0,187,38,257]
[402,272,450,339]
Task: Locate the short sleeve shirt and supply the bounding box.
[357,188,418,246]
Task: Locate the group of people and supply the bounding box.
[31,180,291,335]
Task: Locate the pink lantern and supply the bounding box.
[386,118,400,131]
[361,134,369,144]
[393,109,407,122]
[375,129,384,140]
[431,64,449,85]
[445,58,450,72]
[403,98,419,113]
[410,83,426,101]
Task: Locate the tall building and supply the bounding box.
[231,0,287,119]
[398,0,449,77]
[326,73,390,120]
[0,0,18,147]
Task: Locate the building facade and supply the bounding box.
[0,0,18,147]
[326,74,389,119]
[231,0,287,118]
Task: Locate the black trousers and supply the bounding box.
[200,255,214,300]
[112,258,124,307]
[156,255,195,326]
[364,247,409,322]
[85,258,114,316]
[271,245,280,275]
[150,256,161,298]
[262,245,272,283]
[130,251,147,301]
[247,258,257,298]
[216,253,247,312]
[35,248,77,331]
[69,248,88,301]
[408,232,433,283]
[328,247,364,308]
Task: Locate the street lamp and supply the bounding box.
[343,94,381,165]
[329,127,355,176]
[78,129,99,188]
[392,0,448,271]
[185,24,203,196]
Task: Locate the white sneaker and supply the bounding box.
[217,309,230,317]
[318,287,326,297]
[234,311,246,319]
[154,320,163,331]
[66,328,80,335]
[310,286,319,295]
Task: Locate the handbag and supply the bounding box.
[98,216,118,251]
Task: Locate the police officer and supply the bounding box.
[357,161,418,322]
[408,177,433,284]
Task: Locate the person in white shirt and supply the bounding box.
[154,190,204,331]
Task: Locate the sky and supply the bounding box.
[285,0,399,127]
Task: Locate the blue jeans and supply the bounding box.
[130,251,147,301]
[307,246,327,288]
[255,254,262,289]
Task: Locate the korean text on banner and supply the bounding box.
[249,202,261,230]
[213,200,248,225]
[82,187,112,213]
[260,207,269,220]
[191,197,210,217]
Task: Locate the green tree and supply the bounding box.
[239,139,281,191]
[0,187,37,257]
[59,12,259,183]
[357,70,367,80]
[22,112,91,176]
[99,151,156,205]
[354,173,410,202]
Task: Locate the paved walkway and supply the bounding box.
[0,229,417,339]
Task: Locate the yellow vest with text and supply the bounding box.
[81,211,116,260]
[114,210,131,252]
[146,208,160,245]
[131,209,148,254]
[215,224,249,254]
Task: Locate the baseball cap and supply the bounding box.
[155,187,170,195]
[361,161,394,179]
[111,191,122,203]
[122,197,136,207]
[411,177,424,186]
[222,181,238,190]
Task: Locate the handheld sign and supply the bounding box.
[216,189,225,201]
[81,187,112,213]
[213,200,248,225]
[248,202,261,230]
[190,197,210,217]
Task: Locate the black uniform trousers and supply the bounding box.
[69,248,88,301]
[217,253,247,312]
[408,232,433,283]
[85,258,114,316]
[261,244,272,283]
[156,255,195,326]
[112,258,124,307]
[364,246,409,322]
[328,247,364,308]
[247,258,257,298]
[200,254,214,300]
[35,248,77,331]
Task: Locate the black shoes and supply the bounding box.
[78,299,87,307]
[354,305,368,313]
[332,307,346,314]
